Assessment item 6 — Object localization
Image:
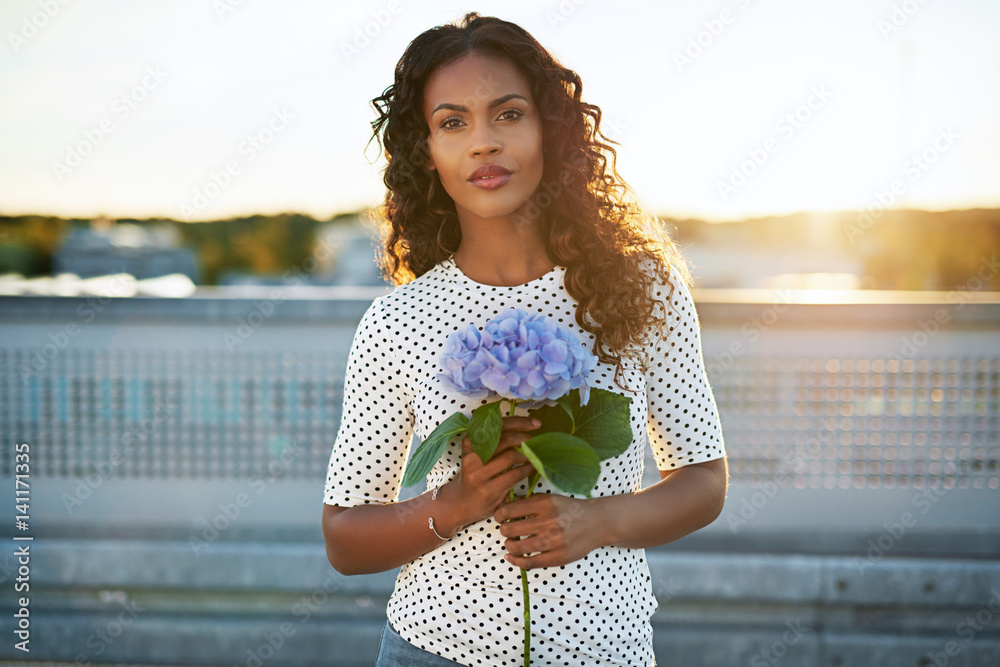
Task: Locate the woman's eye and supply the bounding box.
[438,109,521,130]
[498,108,523,121]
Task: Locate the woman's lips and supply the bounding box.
[468,164,513,190]
[469,173,512,189]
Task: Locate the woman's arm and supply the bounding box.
[494,456,728,569]
[323,416,540,575]
[605,456,728,548]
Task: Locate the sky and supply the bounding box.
[0,0,998,223]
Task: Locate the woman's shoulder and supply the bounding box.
[632,253,693,299]
[374,259,456,308]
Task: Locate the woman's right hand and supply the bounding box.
[436,416,540,535]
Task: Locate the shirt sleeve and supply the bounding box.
[324,296,416,507]
[645,269,726,470]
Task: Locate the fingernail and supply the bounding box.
[531,419,541,427]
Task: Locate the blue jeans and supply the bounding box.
[375,620,463,666]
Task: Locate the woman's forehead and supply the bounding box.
[424,53,533,116]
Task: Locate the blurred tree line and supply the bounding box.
[0,214,73,276]
[851,209,1000,290]
[172,212,318,284]
[0,211,359,285]
[1,209,997,290]
[665,208,1000,291]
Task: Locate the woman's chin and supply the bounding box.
[457,202,534,223]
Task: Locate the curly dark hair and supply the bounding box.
[368,12,693,382]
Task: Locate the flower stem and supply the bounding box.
[506,398,535,666]
[520,469,543,666]
[520,565,531,666]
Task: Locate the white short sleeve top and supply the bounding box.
[324,257,725,666]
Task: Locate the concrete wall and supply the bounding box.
[1,287,998,665]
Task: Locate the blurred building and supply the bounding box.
[217,215,390,288]
[53,216,199,282]
[327,233,388,286]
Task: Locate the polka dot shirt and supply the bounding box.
[324,257,725,666]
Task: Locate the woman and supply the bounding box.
[322,12,727,666]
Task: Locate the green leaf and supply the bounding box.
[556,394,577,424]
[526,397,575,437]
[570,388,633,461]
[519,432,601,498]
[468,401,503,464]
[401,412,469,487]
[526,388,633,462]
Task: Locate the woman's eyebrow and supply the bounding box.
[431,93,529,115]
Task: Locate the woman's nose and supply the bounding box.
[468,124,502,157]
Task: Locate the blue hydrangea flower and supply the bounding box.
[438,308,598,407]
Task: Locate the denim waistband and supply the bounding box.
[374,620,463,666]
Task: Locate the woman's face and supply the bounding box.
[423,52,544,225]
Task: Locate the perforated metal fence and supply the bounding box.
[1,348,344,480]
[1,291,998,554]
[714,355,1000,491]
[2,297,999,495]
[3,348,999,494]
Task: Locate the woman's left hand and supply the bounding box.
[493,493,607,569]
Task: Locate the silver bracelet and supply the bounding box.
[428,516,448,540]
[428,486,448,540]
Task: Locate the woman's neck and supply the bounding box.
[452,216,554,287]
